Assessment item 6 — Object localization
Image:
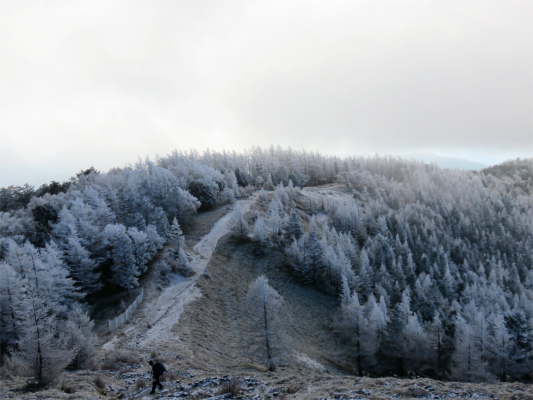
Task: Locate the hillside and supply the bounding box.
[1,186,532,399]
[0,149,532,398]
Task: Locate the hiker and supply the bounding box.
[148,360,166,394]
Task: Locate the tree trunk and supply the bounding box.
[31,298,44,385]
[263,301,272,366]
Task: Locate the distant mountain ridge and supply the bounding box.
[481,157,533,179]
[403,152,489,171]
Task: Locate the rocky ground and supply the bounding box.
[1,366,532,399]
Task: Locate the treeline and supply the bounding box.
[245,157,532,382]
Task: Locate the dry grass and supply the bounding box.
[367,395,391,400]
[165,370,181,382]
[100,349,139,370]
[176,234,342,377]
[216,376,243,396]
[240,362,269,372]
[93,374,106,390]
[60,380,76,394]
[285,383,301,394]
[392,383,430,398]
[135,380,147,390]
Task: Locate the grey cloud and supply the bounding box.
[0,1,531,187]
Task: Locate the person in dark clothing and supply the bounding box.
[148,360,166,394]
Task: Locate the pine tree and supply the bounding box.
[0,263,24,364]
[306,232,322,283]
[286,212,303,240]
[253,216,267,245]
[232,202,249,239]
[12,290,75,386]
[403,313,428,374]
[488,313,512,381]
[168,217,184,251]
[103,224,138,289]
[380,291,411,375]
[65,234,101,296]
[340,290,365,376]
[127,227,150,274]
[425,311,449,379]
[363,294,388,370]
[63,302,97,369]
[451,314,493,382]
[504,310,532,380]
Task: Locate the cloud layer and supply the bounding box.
[1,1,531,186]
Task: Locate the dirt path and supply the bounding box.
[102,198,255,354]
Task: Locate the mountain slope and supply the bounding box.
[404,152,489,170]
[177,234,344,375]
[1,185,532,399]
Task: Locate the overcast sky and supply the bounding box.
[1,1,531,187]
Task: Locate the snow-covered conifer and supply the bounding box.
[168,217,184,251]
[65,234,101,296]
[232,202,249,239]
[286,212,303,240]
[253,216,267,245]
[103,224,138,289]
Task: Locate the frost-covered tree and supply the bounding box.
[403,313,428,374]
[339,289,365,376]
[306,232,322,283]
[103,224,138,289]
[286,212,303,240]
[504,310,532,380]
[168,217,184,251]
[0,263,24,363]
[232,202,249,240]
[488,313,512,381]
[64,234,101,296]
[451,314,493,382]
[11,289,74,385]
[127,227,150,274]
[425,311,450,379]
[63,302,97,369]
[247,275,284,371]
[253,216,267,245]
